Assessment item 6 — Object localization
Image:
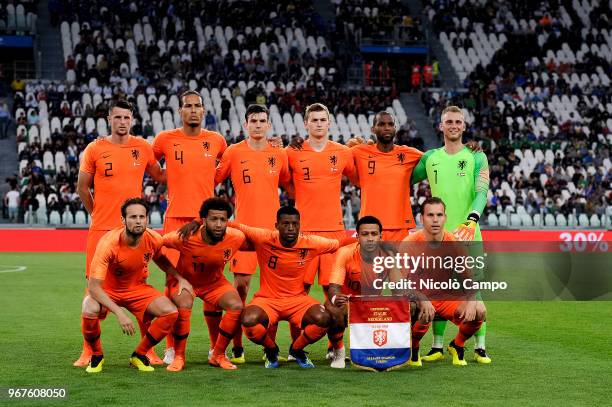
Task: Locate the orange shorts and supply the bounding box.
[249,295,320,327]
[230,250,258,275]
[383,228,410,242]
[86,229,111,278]
[105,284,163,322]
[161,217,195,267]
[303,230,346,286]
[431,300,464,325]
[169,277,237,309]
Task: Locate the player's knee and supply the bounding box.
[225,300,244,312]
[173,292,194,309]
[241,309,262,327]
[160,299,178,315]
[311,309,332,328]
[82,296,101,316]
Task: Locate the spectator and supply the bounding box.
[5,187,20,222]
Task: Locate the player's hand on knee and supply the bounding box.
[331,293,349,307]
[117,312,135,335]
[177,277,194,297]
[417,299,435,324]
[457,301,477,322]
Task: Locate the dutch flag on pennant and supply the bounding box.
[348,295,411,371]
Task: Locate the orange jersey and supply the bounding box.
[286,140,356,232]
[230,222,339,298]
[152,128,226,218]
[329,242,388,296]
[352,144,423,230]
[80,136,156,230]
[162,226,246,289]
[215,141,289,228]
[89,227,163,291]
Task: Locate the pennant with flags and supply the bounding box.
[349,295,411,371]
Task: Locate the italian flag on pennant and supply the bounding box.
[348,295,411,371]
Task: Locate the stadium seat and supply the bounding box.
[49,211,62,225]
[150,211,163,226]
[589,214,601,227]
[544,214,556,227]
[75,210,87,225]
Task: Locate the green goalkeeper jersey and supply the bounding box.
[412,146,489,241]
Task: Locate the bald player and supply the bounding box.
[81,198,189,373]
[151,90,227,364]
[351,111,423,241]
[75,99,165,367]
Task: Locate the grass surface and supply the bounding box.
[0,253,609,406]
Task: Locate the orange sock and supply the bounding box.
[244,324,276,348]
[81,315,102,355]
[204,304,222,349]
[213,309,241,355]
[172,308,192,358]
[267,323,279,342]
[292,324,327,350]
[290,323,301,342]
[411,321,431,348]
[454,320,482,347]
[328,329,345,350]
[135,312,178,355]
[232,299,246,349]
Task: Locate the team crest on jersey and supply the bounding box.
[458,160,467,170]
[143,252,151,262]
[298,248,308,259]
[373,329,388,347]
[132,149,140,160]
[329,155,338,166]
[223,249,232,261]
[397,152,406,163]
[203,141,210,151]
[268,156,276,168]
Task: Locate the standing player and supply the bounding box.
[402,197,486,366]
[286,103,357,358]
[162,198,246,371]
[75,99,166,367]
[232,206,340,368]
[151,90,227,364]
[214,104,290,363]
[351,111,423,241]
[411,106,491,363]
[81,198,188,373]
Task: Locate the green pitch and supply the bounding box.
[0,253,609,406]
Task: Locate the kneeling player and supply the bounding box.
[162,198,246,371]
[233,206,340,368]
[402,197,486,366]
[327,215,435,368]
[81,198,190,373]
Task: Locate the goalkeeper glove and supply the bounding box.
[453,212,479,241]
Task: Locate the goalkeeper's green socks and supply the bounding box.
[431,319,447,349]
[474,321,486,350]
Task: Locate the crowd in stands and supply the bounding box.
[333,0,423,47]
[2,0,609,228]
[422,0,611,226]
